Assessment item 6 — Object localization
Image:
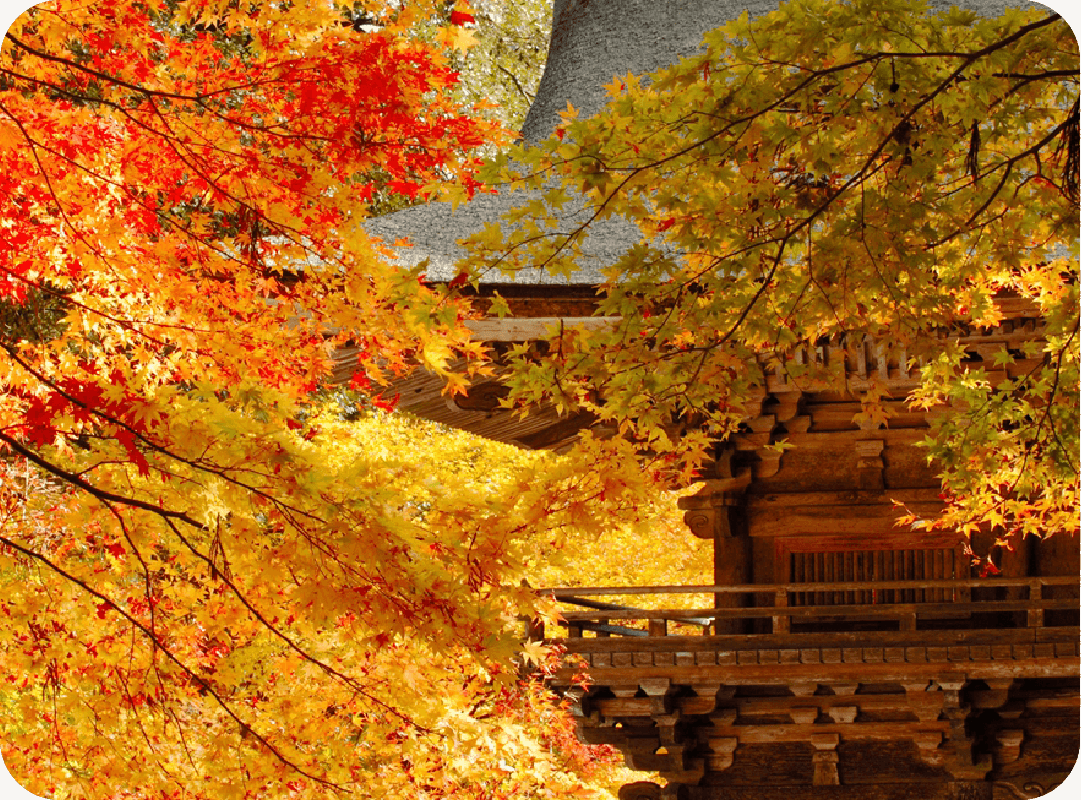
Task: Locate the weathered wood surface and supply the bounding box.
[463,316,620,341]
[558,600,1076,623]
[559,627,1070,654]
[546,576,1079,597]
[591,691,949,719]
[555,653,1078,687]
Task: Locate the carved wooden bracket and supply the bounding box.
[993,729,1024,766]
[705,736,738,771]
[970,679,1014,710]
[855,438,885,467]
[640,677,675,716]
[789,706,820,725]
[828,706,858,724]
[689,684,722,714]
[756,448,783,479]
[810,733,840,785]
[914,731,945,766]
[564,686,591,718]
[679,476,751,539]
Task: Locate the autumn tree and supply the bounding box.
[358,0,554,215]
[0,0,641,796]
[453,0,553,135]
[467,0,1080,550]
[4,0,1076,796]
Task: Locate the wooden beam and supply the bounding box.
[545,575,1079,597]
[722,694,945,715]
[705,721,947,744]
[558,598,1077,622]
[515,410,596,449]
[553,626,1065,656]
[463,316,619,341]
[551,656,1080,686]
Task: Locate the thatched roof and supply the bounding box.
[364,0,1049,285]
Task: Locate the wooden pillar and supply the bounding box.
[681,471,751,635]
[995,530,1031,626]
[1032,530,1079,626]
[713,505,751,635]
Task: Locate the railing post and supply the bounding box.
[1027,579,1044,628]
[772,589,790,634]
[648,618,667,637]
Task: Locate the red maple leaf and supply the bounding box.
[388,180,421,198]
[372,393,400,412]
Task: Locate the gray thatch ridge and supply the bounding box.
[363,0,1050,285]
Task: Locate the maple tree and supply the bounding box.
[353,0,553,215]
[3,0,1076,796]
[0,0,644,796]
[452,0,553,136]
[467,0,1080,554]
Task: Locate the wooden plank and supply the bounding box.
[1036,627,1081,643]
[751,512,915,538]
[515,411,595,449]
[704,721,947,744]
[550,656,1081,687]
[463,316,620,341]
[1022,696,1080,710]
[723,694,944,714]
[554,627,1047,653]
[594,697,654,716]
[746,488,943,508]
[545,575,1078,596]
[781,428,930,446]
[558,599,1077,622]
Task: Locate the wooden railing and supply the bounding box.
[541,576,1079,639]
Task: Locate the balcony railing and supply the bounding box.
[540,576,1079,639]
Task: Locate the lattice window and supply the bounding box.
[789,547,961,606]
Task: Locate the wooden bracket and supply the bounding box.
[914,731,945,766]
[828,706,858,724]
[993,730,1025,765]
[705,737,738,771]
[640,678,674,715]
[811,734,841,785]
[789,706,820,724]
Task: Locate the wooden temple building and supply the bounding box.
[542,293,1080,800]
[359,0,1080,797]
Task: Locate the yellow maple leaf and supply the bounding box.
[602,75,623,97]
[440,24,478,52]
[520,640,549,667]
